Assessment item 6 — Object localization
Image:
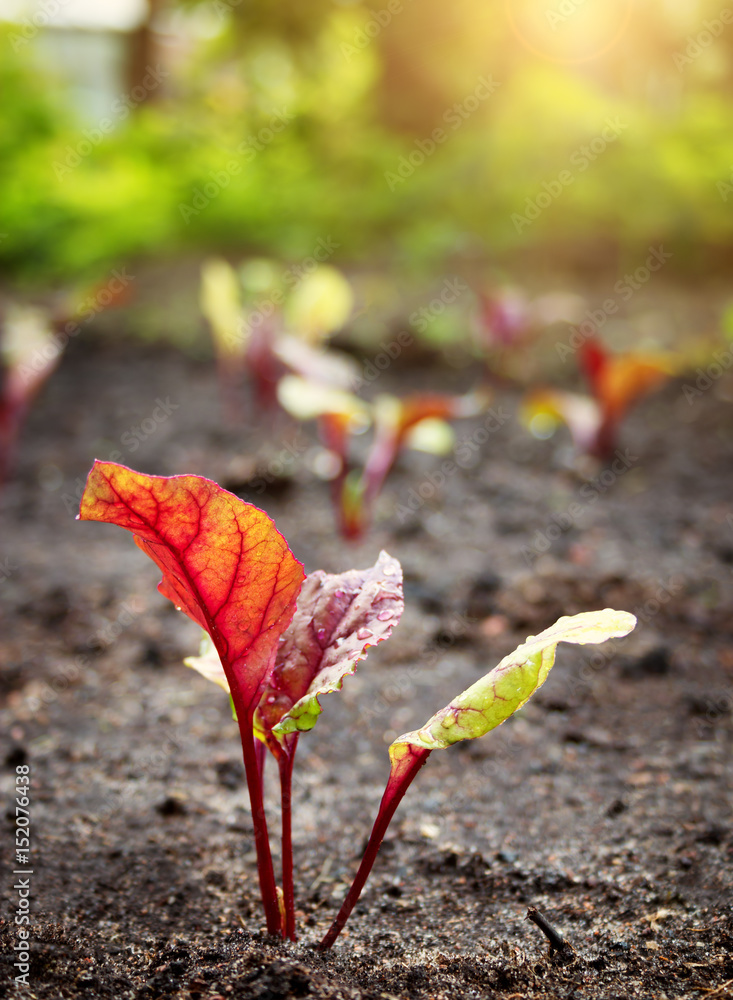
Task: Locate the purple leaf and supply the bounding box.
[257,551,404,743]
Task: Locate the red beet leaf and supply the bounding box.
[78,461,304,705]
[78,460,305,934]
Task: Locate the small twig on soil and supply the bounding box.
[699,980,733,998]
[526,906,571,954]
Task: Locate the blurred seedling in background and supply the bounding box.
[0,273,133,486]
[200,257,355,420]
[522,335,678,459]
[278,376,488,539]
[471,283,587,386]
[79,460,636,947]
[0,305,62,485]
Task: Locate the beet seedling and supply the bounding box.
[472,285,586,388]
[78,461,635,946]
[1,276,133,486]
[200,258,354,420]
[0,306,61,485]
[78,461,402,940]
[522,336,675,458]
[278,376,488,538]
[319,607,636,948]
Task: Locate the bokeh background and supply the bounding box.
[2,0,732,330]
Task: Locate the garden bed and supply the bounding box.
[1,336,732,999]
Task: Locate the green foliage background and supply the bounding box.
[1,0,732,286]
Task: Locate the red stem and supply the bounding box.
[592,412,618,460]
[318,747,430,950]
[318,415,357,539]
[277,739,299,941]
[236,710,281,935]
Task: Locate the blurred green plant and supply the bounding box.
[199,256,355,416]
[3,2,733,289]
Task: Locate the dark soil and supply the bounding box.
[1,333,732,999]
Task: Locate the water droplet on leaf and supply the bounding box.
[375,588,400,602]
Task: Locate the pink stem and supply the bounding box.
[277,738,299,941]
[362,428,398,505]
[318,747,430,950]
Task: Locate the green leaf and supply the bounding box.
[390,609,636,758]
